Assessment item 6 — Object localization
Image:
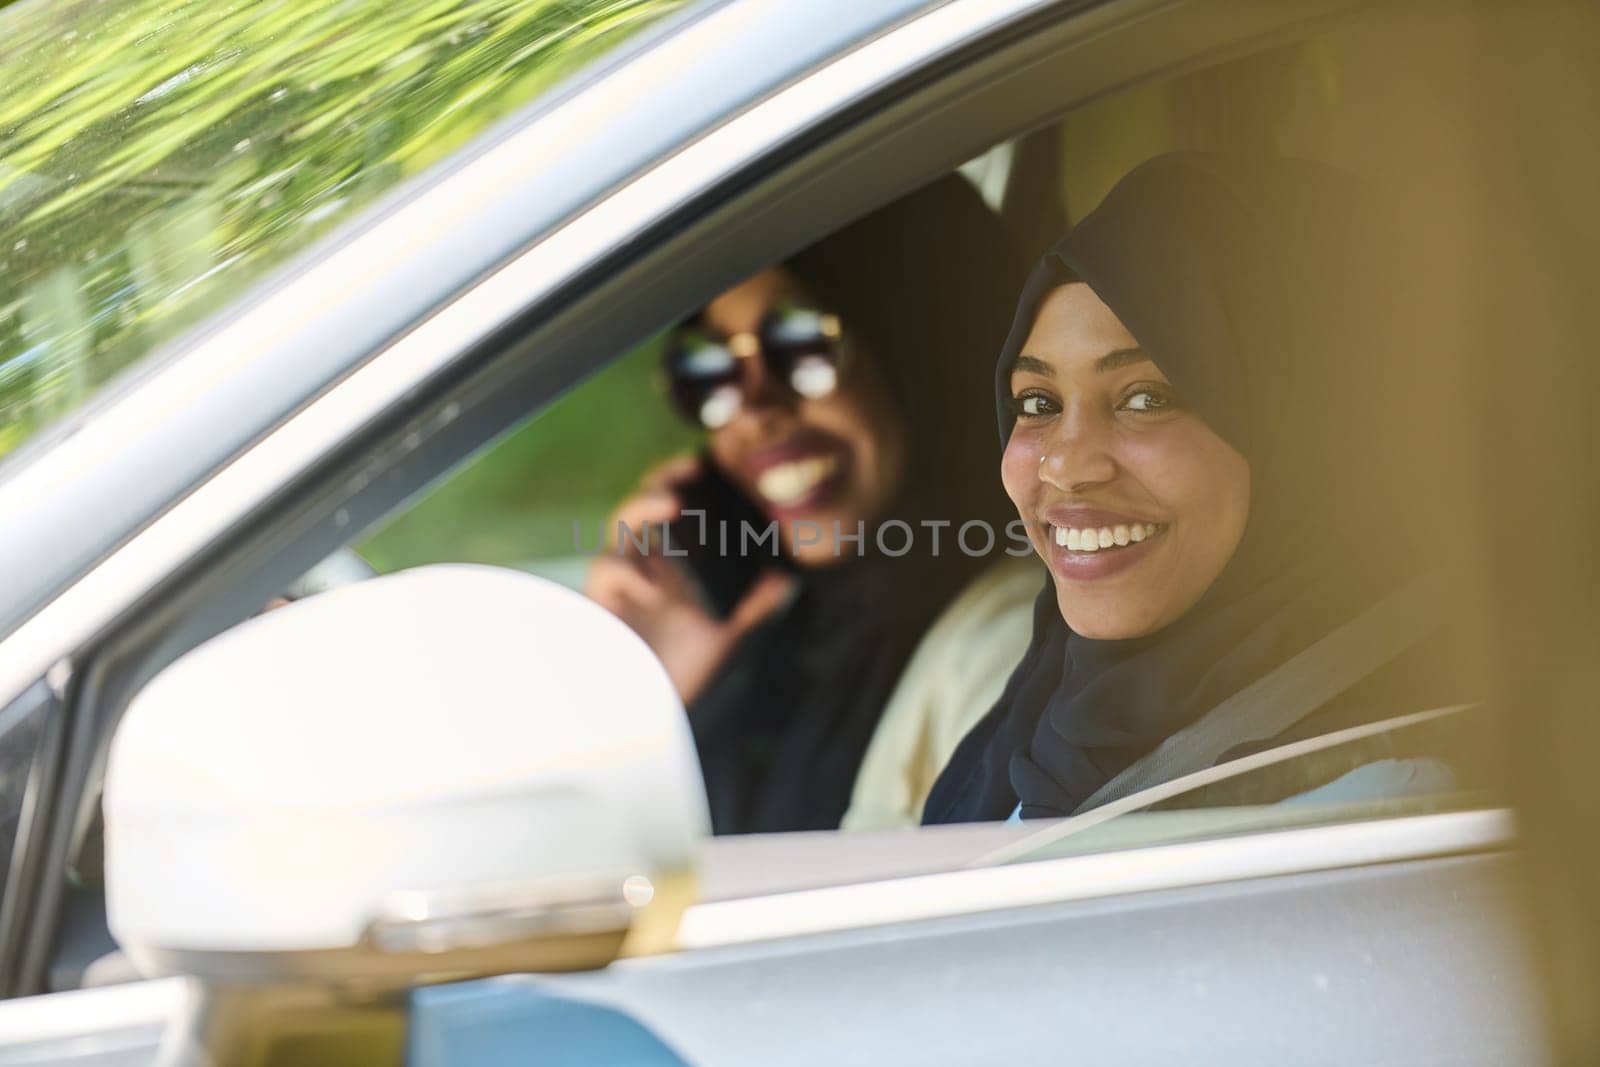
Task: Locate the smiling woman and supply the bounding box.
[1004,284,1251,639]
[586,175,1024,835]
[926,152,1479,825]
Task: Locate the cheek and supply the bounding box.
[800,386,900,488]
[1124,424,1250,559]
[1000,432,1040,513]
[706,430,742,477]
[802,391,873,441]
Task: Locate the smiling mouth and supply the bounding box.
[1051,522,1167,553]
[754,453,840,507]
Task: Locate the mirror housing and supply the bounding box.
[104,564,708,986]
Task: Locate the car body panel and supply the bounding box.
[0,828,1543,1065]
[423,852,1544,1066]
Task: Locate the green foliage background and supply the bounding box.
[0,0,684,458]
[359,337,696,572]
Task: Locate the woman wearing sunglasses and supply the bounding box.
[587,175,1024,834]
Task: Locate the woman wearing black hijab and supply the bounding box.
[589,175,1021,834]
[925,152,1477,824]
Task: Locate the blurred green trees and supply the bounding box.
[0,0,683,458]
[359,336,695,572]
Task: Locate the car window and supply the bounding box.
[0,0,687,463]
[358,140,1031,585]
[350,6,1508,850]
[72,2,1534,953]
[8,0,1580,1034]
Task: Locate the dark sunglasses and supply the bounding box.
[665,304,847,429]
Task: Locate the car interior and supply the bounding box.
[0,0,1527,1000]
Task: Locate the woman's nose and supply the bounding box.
[723,352,793,435]
[1038,407,1118,490]
[732,355,790,415]
[740,350,789,408]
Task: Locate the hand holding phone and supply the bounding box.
[584,454,795,704]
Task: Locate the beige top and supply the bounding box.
[842,556,1044,831]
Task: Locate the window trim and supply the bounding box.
[674,809,1514,950]
[0,678,65,998]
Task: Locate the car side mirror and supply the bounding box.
[104,564,708,1064]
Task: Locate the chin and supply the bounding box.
[775,513,849,567]
[789,543,850,569]
[1056,593,1161,641]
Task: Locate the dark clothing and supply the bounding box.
[690,555,965,833]
[688,175,1022,834]
[926,153,1467,825]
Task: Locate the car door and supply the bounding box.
[412,812,1530,1066]
[0,0,1580,1062]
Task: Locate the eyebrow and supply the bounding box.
[1010,355,1055,378]
[1009,346,1149,379]
[1093,346,1149,372]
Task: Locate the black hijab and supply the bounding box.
[925,152,1450,824]
[688,174,1023,834]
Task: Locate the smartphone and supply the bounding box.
[667,456,777,619]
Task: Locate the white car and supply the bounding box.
[0,0,1586,1062]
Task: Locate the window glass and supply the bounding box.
[354,8,1513,846]
[217,5,1536,857]
[360,337,696,586]
[0,0,686,461]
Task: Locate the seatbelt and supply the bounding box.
[1073,571,1444,816]
[970,702,1474,869]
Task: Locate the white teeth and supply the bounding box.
[1049,522,1162,552]
[756,454,838,505]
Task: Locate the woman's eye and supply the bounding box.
[1121,388,1176,413]
[1013,392,1058,418]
